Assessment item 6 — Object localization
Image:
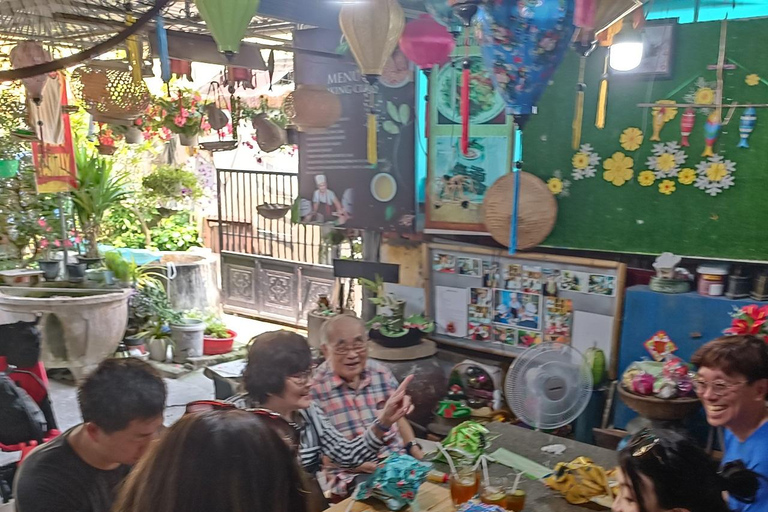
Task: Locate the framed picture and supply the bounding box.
[611,19,677,80]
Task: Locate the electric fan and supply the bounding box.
[504,343,593,430]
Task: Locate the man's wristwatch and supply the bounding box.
[405,441,422,455]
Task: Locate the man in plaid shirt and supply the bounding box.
[311,315,424,499]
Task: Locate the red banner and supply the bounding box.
[32,74,77,194]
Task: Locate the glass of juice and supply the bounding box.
[480,477,508,507]
[450,467,478,506]
[505,489,526,512]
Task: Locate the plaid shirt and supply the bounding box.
[311,360,404,496]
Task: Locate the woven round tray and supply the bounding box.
[482,172,557,250]
[618,386,701,421]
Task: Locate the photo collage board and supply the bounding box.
[429,246,623,359]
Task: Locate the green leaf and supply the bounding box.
[386,101,400,123]
[383,120,400,135]
[399,104,411,125]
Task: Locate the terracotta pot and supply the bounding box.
[283,85,341,132]
[97,144,116,155]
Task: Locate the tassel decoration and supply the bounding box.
[126,14,143,84]
[572,56,587,150]
[595,54,609,129]
[156,16,171,83]
[460,59,470,155]
[367,112,378,165]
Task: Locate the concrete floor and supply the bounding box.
[1,314,301,467]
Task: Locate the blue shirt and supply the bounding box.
[723,421,768,512]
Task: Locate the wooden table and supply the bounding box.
[328,422,618,512]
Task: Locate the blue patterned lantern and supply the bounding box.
[477,0,575,117]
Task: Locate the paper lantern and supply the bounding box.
[9,41,53,104]
[339,0,405,81]
[194,0,261,58]
[424,0,461,31]
[400,14,454,72]
[283,85,341,132]
[477,0,575,117]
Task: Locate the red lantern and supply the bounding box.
[399,14,455,139]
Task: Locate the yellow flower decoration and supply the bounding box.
[694,87,715,105]
[652,100,678,122]
[656,153,677,173]
[547,178,563,195]
[620,127,644,152]
[706,162,727,182]
[572,152,590,170]
[678,168,696,185]
[603,152,634,186]
[638,170,655,187]
[659,180,676,195]
[746,74,760,87]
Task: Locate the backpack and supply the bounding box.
[0,369,47,446]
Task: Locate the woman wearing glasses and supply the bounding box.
[113,410,308,512]
[229,330,413,507]
[613,429,759,512]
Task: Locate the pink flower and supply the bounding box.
[64,240,73,248]
[174,115,186,127]
[73,236,81,244]
[161,127,171,141]
[201,121,211,132]
[53,240,61,248]
[181,108,190,118]
[161,109,167,118]
[134,117,143,127]
[37,218,46,227]
[40,239,49,248]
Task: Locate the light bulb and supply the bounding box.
[609,41,644,72]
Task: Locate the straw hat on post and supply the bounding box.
[482,172,557,250]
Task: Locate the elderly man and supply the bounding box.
[311,314,423,499]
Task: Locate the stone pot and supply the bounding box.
[38,260,60,281]
[170,318,205,362]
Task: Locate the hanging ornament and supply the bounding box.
[155,16,171,84]
[125,14,143,84]
[339,0,405,165]
[695,154,735,196]
[680,108,696,147]
[267,50,275,91]
[702,111,721,157]
[738,107,757,148]
[9,41,53,105]
[283,85,342,132]
[571,40,597,150]
[170,59,193,81]
[251,114,287,153]
[399,14,455,139]
[449,0,481,155]
[194,0,261,59]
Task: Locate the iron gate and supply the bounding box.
[215,168,335,326]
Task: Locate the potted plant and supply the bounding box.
[169,311,206,363]
[151,90,205,146]
[72,146,131,259]
[96,126,118,155]
[361,275,435,348]
[104,251,132,287]
[136,320,172,362]
[36,219,62,281]
[306,294,355,348]
[201,315,237,355]
[141,165,202,209]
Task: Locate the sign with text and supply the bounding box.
[294,28,415,232]
[33,77,77,194]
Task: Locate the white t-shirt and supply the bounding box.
[313,189,338,205]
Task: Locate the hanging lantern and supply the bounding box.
[400,14,454,139]
[194,0,261,59]
[424,0,462,32]
[9,41,53,104]
[339,0,405,165]
[283,85,341,132]
[251,114,287,153]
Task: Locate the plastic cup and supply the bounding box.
[450,467,479,506]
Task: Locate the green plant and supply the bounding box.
[148,89,204,137]
[359,274,400,309]
[241,96,288,129]
[72,146,131,257]
[142,165,202,202]
[150,213,202,251]
[104,251,133,282]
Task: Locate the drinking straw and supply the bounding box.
[481,455,490,487]
[437,444,458,476]
[511,471,523,494]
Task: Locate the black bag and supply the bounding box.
[0,370,47,446]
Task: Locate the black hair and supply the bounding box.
[619,429,760,512]
[243,331,312,404]
[78,358,166,433]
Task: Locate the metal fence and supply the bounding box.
[215,168,328,265]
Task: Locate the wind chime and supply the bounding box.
[339,0,405,166]
[398,14,455,139]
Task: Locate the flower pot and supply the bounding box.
[85,269,105,283]
[178,133,198,147]
[97,145,116,155]
[0,160,20,178]
[125,126,143,144]
[103,270,115,286]
[203,329,237,355]
[38,260,60,281]
[77,255,102,268]
[170,318,205,362]
[66,263,87,282]
[147,336,169,362]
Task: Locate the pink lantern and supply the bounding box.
[574,0,597,30]
[9,42,53,104]
[399,14,455,138]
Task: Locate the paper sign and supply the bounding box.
[435,286,468,338]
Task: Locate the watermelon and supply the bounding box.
[586,345,606,387]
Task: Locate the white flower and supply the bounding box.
[646,141,687,179]
[571,144,600,181]
[694,154,736,196]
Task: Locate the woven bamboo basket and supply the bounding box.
[70,65,150,121]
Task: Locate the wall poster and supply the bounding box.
[294,28,416,232]
[425,45,515,234]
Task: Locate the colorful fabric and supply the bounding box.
[311,360,403,495]
[353,454,432,511]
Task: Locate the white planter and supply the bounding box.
[170,318,205,363]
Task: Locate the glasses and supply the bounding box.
[184,400,300,452]
[288,365,316,384]
[330,339,368,355]
[692,376,746,397]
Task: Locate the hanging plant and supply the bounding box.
[142,165,203,203]
[146,90,206,138]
